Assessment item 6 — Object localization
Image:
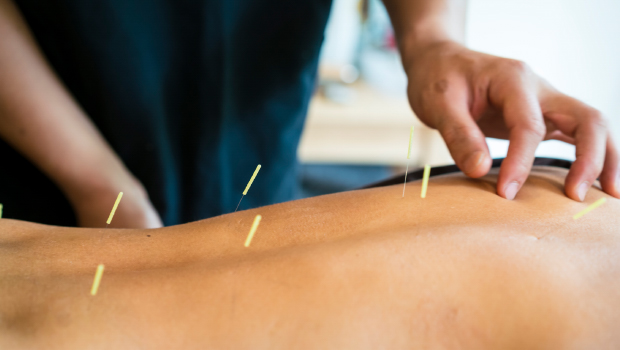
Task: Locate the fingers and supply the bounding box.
[496,89,545,200]
[485,59,614,201]
[409,49,618,201]
[563,112,607,201]
[543,96,617,201]
[430,81,492,178]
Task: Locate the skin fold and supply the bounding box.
[1,166,619,349]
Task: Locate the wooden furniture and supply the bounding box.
[297,82,454,168]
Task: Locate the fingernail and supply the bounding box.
[464,150,484,175]
[577,182,589,201]
[505,181,519,200]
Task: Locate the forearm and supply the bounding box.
[382,0,467,63]
[0,0,134,203]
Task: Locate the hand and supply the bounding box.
[68,175,163,229]
[404,40,620,201]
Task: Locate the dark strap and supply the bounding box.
[363,157,572,189]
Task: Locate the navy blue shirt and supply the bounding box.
[0,0,332,225]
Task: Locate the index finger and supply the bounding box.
[496,90,545,200]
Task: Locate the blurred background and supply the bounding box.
[297,0,620,198]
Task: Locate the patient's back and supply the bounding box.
[1,166,619,349]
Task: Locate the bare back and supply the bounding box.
[1,166,619,349]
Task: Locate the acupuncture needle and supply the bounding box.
[105,192,123,228]
[90,264,105,296]
[421,164,431,199]
[235,164,261,212]
[244,214,262,247]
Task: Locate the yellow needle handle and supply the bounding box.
[243,164,261,195]
[90,264,105,296]
[106,192,123,225]
[573,197,607,220]
[421,164,431,199]
[407,126,414,159]
[245,215,262,247]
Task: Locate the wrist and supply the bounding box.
[384,0,466,67]
[399,37,464,76]
[395,6,461,52]
[396,20,462,68]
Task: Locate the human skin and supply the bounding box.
[1,166,619,349]
[0,0,162,228]
[383,0,620,202]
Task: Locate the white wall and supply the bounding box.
[467,0,620,160]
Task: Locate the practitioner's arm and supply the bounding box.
[0,0,162,228]
[382,0,620,202]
